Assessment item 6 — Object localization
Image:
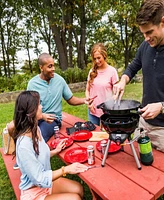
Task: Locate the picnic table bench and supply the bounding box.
[1,112,164,200]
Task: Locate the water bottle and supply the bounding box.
[54,125,60,139]
[138,129,154,166]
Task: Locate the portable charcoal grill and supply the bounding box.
[97,99,142,170]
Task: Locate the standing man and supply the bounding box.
[113,0,164,152]
[27,53,91,142]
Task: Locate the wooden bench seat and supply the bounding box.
[0,149,21,200]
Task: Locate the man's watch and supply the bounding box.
[161,102,164,114]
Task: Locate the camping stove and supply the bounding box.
[100,113,142,170]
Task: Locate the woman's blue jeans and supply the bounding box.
[88,109,100,126]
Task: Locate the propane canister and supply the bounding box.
[138,133,154,166]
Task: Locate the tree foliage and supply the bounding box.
[0,0,143,78]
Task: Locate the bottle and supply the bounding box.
[54,125,60,139]
[138,129,154,166]
[87,145,95,165]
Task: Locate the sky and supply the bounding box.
[16,42,49,68]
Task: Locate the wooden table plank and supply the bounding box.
[56,121,155,200]
[124,142,164,172]
[48,112,164,200]
[58,143,154,200]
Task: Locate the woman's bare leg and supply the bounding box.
[45,177,83,200]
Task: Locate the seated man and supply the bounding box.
[27,53,91,142]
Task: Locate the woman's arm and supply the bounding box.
[52,162,88,181]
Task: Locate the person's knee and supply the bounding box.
[74,182,84,198]
[73,193,82,200]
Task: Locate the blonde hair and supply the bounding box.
[89,43,107,86]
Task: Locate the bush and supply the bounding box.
[0,74,34,93]
[55,67,90,83]
[0,67,90,93]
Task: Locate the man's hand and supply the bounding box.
[140,103,162,119]
[42,113,56,123]
[113,74,129,100]
[84,98,94,105]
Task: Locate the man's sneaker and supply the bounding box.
[13,163,19,170]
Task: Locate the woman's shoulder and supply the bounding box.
[107,65,117,72]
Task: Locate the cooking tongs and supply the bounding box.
[114,94,121,108]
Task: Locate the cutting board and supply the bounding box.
[89,131,109,141]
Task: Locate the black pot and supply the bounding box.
[100,113,139,134]
[97,99,141,115]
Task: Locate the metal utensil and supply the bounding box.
[113,94,121,108]
[90,95,98,100]
[87,165,101,170]
[120,134,141,145]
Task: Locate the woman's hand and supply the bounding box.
[65,162,88,174]
[55,139,67,154]
[50,139,67,157]
[88,103,96,114]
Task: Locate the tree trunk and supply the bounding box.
[67,1,73,68]
[51,24,68,70]
[77,0,86,69]
[0,19,7,77]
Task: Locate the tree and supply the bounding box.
[0,0,144,77]
[90,0,143,69]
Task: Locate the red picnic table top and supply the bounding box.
[54,112,164,200]
[1,112,164,200]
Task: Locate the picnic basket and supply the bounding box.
[2,124,15,154]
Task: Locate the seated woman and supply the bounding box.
[11,90,88,200]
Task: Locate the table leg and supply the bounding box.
[90,188,103,200]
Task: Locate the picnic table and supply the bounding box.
[53,112,164,200]
[1,111,164,200]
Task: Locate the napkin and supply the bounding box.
[89,131,109,141]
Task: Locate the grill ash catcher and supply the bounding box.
[97,99,142,170]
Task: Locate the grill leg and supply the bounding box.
[101,139,111,167]
[130,142,142,170]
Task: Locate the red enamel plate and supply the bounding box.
[71,130,92,142]
[49,137,73,149]
[96,139,121,153]
[64,147,88,163]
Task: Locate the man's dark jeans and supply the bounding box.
[38,119,61,142]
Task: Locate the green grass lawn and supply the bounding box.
[1,82,162,200]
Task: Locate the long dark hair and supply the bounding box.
[12,91,40,156]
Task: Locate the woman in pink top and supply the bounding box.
[85,43,119,125]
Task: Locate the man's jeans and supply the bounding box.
[38,119,61,142]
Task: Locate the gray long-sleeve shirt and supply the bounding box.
[123,41,164,126]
